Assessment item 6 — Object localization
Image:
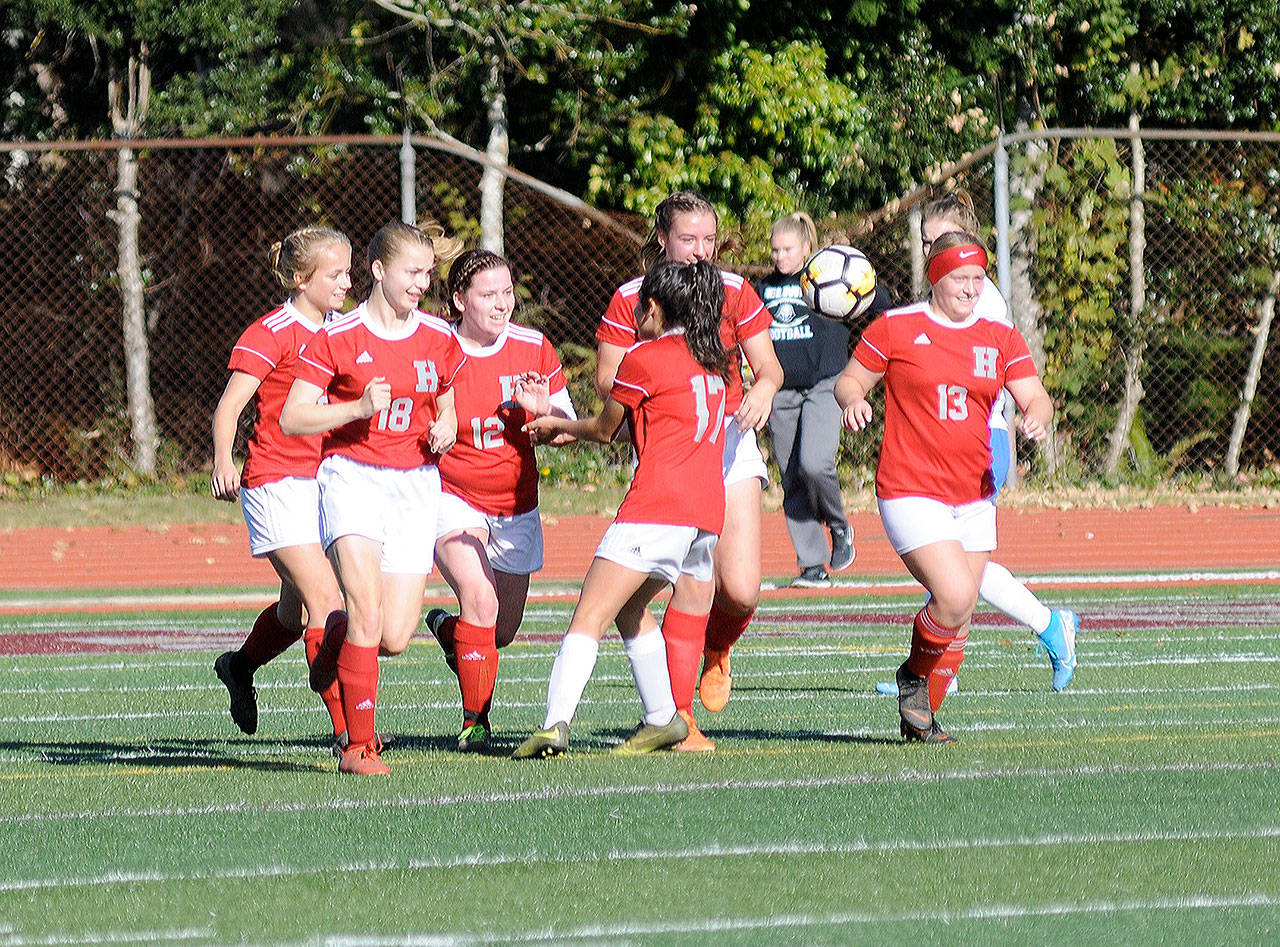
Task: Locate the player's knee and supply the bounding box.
[927,584,978,628]
[458,589,499,627]
[714,583,759,616]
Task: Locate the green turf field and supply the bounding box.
[1,584,1278,944]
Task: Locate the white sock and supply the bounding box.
[624,629,677,726]
[980,561,1052,634]
[543,632,599,728]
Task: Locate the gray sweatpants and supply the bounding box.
[767,375,851,570]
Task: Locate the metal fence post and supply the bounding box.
[400,128,416,225]
[994,134,1011,297]
[993,133,1017,486]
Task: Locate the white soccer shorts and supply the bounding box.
[877,495,997,556]
[317,454,441,575]
[594,521,717,584]
[436,492,544,575]
[240,476,322,557]
[721,421,769,487]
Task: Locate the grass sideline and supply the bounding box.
[5,477,1280,529]
[1,584,1278,943]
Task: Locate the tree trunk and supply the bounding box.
[1225,269,1280,477]
[107,49,157,476]
[479,58,507,254]
[1104,113,1147,478]
[113,144,157,476]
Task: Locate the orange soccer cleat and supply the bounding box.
[674,709,715,753]
[337,740,391,775]
[698,648,732,713]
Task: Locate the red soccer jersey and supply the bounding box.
[853,303,1038,504]
[609,331,728,534]
[227,301,324,488]
[293,303,466,470]
[438,323,568,516]
[596,269,770,413]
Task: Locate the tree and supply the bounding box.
[18,0,297,475]
[586,40,868,245]
[366,1,692,250]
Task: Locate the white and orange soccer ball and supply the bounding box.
[799,245,877,324]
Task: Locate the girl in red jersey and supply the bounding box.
[425,249,577,750]
[594,191,783,751]
[211,227,351,744]
[280,220,480,775]
[512,259,731,759]
[836,231,1053,743]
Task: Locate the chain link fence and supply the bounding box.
[0,135,644,484]
[835,129,1280,488]
[1,131,1278,489]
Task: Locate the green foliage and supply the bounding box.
[588,41,867,247]
[1025,137,1129,391]
[1017,138,1131,473]
[992,0,1280,127]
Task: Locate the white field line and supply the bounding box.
[1,821,1278,897]
[3,710,1277,766]
[5,677,1280,730]
[5,651,1280,718]
[1,710,1277,756]
[2,568,1278,613]
[0,758,1275,829]
[332,892,1280,945]
[7,661,1280,701]
[4,626,1279,677]
[0,929,212,946]
[762,569,1280,592]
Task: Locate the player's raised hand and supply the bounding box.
[514,371,550,417]
[358,376,391,418]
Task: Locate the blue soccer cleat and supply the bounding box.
[1037,609,1078,691]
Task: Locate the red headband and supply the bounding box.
[927,243,988,285]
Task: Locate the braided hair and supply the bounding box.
[447,248,511,322]
[637,260,729,379]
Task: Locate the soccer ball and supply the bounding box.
[799,245,877,323]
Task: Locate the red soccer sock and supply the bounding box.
[928,628,968,712]
[437,615,458,653]
[304,626,347,736]
[239,603,301,672]
[703,603,753,653]
[904,606,960,681]
[661,607,706,713]
[336,642,379,747]
[452,620,498,724]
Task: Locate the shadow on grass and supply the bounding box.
[0,737,328,772]
[587,725,899,748]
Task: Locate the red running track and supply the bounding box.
[1,505,1277,591]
